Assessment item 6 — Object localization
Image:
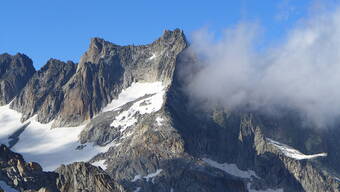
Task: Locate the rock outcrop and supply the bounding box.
[0,144,58,192]
[55,162,125,192]
[0,53,35,105]
[0,145,126,192]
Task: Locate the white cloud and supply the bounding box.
[183,6,340,128]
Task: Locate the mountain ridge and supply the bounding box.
[0,29,339,192]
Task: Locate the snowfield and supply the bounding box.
[0,108,114,171]
[106,82,166,133]
[267,138,327,160]
[102,82,165,112]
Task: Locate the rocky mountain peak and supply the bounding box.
[0,53,35,105]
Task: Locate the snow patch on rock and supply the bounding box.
[203,158,258,179]
[91,159,107,170]
[267,138,327,160]
[155,116,164,126]
[131,169,163,184]
[109,82,166,132]
[103,82,164,112]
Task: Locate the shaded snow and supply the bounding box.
[267,138,327,160]
[203,158,258,179]
[91,159,107,170]
[0,104,24,145]
[0,180,18,192]
[0,104,114,171]
[133,187,141,192]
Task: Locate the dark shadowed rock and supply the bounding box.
[0,53,35,105]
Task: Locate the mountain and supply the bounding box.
[0,29,339,192]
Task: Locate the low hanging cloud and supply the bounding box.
[183,6,340,128]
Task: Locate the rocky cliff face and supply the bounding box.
[0,53,35,106]
[1,29,339,192]
[10,59,76,123]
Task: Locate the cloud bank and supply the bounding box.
[183,6,340,128]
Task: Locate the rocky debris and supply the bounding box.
[10,59,76,123]
[0,53,35,106]
[55,162,125,192]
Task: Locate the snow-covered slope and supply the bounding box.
[0,104,113,171]
[0,82,166,171]
[267,138,327,160]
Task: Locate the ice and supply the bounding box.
[202,158,258,179]
[267,138,327,160]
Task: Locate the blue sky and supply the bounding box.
[0,0,321,68]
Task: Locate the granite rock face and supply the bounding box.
[53,29,187,127]
[0,53,35,106]
[10,59,76,123]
